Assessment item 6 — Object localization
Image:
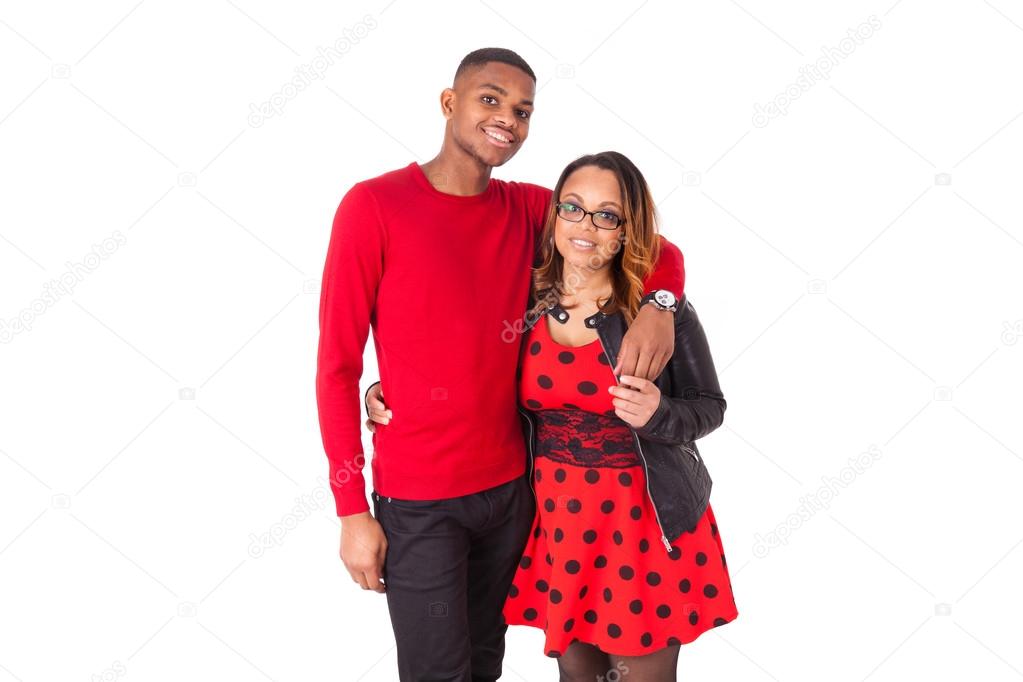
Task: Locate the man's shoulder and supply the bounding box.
[353,162,417,194]
[496,177,552,200]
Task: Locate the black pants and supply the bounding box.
[372,474,536,682]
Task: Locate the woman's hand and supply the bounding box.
[608,375,662,429]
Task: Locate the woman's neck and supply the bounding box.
[559,266,612,308]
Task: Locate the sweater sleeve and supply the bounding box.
[315,183,386,517]
[643,234,685,298]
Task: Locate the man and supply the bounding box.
[316,47,684,681]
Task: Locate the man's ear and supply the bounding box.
[439,88,455,120]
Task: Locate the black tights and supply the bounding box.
[556,640,681,681]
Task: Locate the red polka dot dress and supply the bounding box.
[502,314,739,657]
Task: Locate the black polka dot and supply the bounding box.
[594,555,608,568]
[668,546,682,560]
[577,381,598,395]
[563,402,580,409]
[695,552,708,566]
[583,530,597,544]
[667,636,681,646]
[509,584,519,598]
[534,469,542,482]
[630,506,642,520]
[520,556,532,569]
[545,553,553,565]
[688,611,699,626]
[584,610,598,624]
[638,539,650,553]
[537,375,553,389]
[619,565,635,580]
[554,468,567,482]
[584,469,600,484]
[579,586,589,599]
[544,499,555,512]
[526,399,542,409]
[607,623,622,638]
[564,618,575,632]
[629,599,643,614]
[603,587,613,603]
[704,584,719,598]
[565,560,581,574]
[533,526,541,539]
[529,341,541,355]
[713,617,728,627]
[656,604,671,619]
[553,528,564,543]
[597,351,610,365]
[618,472,632,486]
[551,589,563,604]
[613,530,623,545]
[567,498,582,513]
[641,632,653,647]
[536,579,549,593]
[646,572,662,586]
[524,608,538,621]
[678,579,691,593]
[600,500,615,513]
[711,523,718,536]
[558,351,576,364]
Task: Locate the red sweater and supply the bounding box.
[316,162,684,516]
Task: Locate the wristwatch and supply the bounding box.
[640,289,679,313]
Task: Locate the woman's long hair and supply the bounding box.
[530,151,661,325]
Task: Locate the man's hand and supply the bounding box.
[613,304,674,380]
[340,511,388,593]
[364,383,392,433]
[608,375,662,428]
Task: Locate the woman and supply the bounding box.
[501,151,738,680]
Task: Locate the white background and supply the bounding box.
[2,0,1022,680]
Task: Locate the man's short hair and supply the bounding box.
[454,47,536,84]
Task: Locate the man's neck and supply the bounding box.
[419,144,493,196]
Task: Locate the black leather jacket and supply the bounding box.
[518,293,726,553]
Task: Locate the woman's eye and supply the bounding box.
[561,204,579,212]
[597,211,618,221]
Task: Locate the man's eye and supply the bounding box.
[517,110,531,119]
[482,95,497,104]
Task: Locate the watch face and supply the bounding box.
[654,290,676,307]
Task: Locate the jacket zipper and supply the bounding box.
[518,406,539,510]
[596,326,673,554]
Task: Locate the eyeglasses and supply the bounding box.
[555,201,624,230]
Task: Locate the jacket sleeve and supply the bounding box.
[633,295,727,444]
[315,183,386,517]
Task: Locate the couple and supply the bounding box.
[316,47,738,681]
